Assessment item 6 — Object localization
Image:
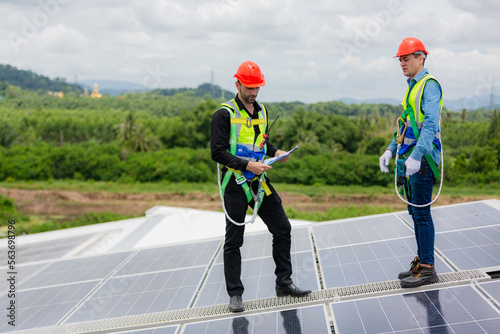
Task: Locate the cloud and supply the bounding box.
[0,0,499,103]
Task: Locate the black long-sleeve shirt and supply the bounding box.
[210,95,279,172]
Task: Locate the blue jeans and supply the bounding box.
[406,158,437,265]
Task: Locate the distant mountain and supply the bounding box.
[0,64,82,92]
[152,82,234,100]
[443,95,500,112]
[78,80,234,99]
[339,95,500,112]
[78,79,150,96]
[339,97,401,105]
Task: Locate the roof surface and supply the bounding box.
[1,199,500,333]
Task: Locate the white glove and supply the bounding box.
[405,157,421,177]
[379,150,392,173]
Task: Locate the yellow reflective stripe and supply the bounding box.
[230,118,266,126]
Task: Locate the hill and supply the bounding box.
[152,82,234,99]
[0,64,82,93]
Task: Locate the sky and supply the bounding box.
[1,0,499,106]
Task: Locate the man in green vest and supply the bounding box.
[210,61,311,312]
[379,38,443,288]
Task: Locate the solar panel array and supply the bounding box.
[1,200,500,333]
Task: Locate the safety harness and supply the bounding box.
[393,75,444,207]
[217,99,272,226]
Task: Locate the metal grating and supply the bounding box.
[7,269,491,334]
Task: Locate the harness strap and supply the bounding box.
[230,117,265,127]
[226,167,271,197]
[398,107,440,179]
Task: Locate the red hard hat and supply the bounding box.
[234,61,265,88]
[394,37,428,57]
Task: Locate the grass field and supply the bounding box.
[1,180,499,236]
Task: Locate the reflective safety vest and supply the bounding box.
[222,99,268,161]
[397,74,442,178]
[220,99,271,204]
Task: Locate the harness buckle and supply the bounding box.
[235,174,247,185]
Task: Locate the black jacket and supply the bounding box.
[210,95,279,172]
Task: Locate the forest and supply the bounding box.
[1,78,499,190]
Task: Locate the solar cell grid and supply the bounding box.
[183,305,330,334]
[116,239,221,276]
[214,227,311,264]
[331,285,500,333]
[115,326,178,334]
[67,266,206,323]
[0,281,98,333]
[400,201,500,232]
[20,251,133,290]
[313,215,413,249]
[195,251,318,307]
[480,281,500,305]
[435,225,500,270]
[318,237,453,288]
[18,234,96,263]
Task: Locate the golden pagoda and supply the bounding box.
[90,83,102,99]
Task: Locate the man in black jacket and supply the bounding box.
[210,61,311,313]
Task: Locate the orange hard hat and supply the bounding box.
[234,61,265,87]
[394,37,428,57]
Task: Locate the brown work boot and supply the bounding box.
[400,264,438,288]
[398,256,420,280]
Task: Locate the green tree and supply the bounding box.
[487,109,500,141]
[118,111,161,153]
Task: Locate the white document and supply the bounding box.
[263,145,300,165]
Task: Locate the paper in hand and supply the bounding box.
[264,145,300,165]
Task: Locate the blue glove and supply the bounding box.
[405,157,421,177]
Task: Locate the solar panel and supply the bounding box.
[183,305,330,334]
[19,233,97,263]
[195,251,318,307]
[214,227,312,264]
[318,237,454,288]
[114,326,179,334]
[435,225,500,270]
[0,281,99,332]
[67,266,206,323]
[480,280,500,305]
[20,251,133,290]
[331,285,500,333]
[116,239,221,276]
[6,200,500,334]
[313,215,413,249]
[400,201,500,232]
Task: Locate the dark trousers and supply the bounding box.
[406,158,437,265]
[223,177,292,297]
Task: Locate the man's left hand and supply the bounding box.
[275,150,290,163]
[405,157,421,177]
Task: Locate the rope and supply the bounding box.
[394,116,444,207]
[217,163,262,226]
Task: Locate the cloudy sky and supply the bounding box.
[1,0,499,106]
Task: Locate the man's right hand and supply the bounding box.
[379,150,392,173]
[246,161,272,176]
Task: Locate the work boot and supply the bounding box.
[398,256,420,280]
[400,264,438,288]
[276,283,311,297]
[228,295,244,313]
